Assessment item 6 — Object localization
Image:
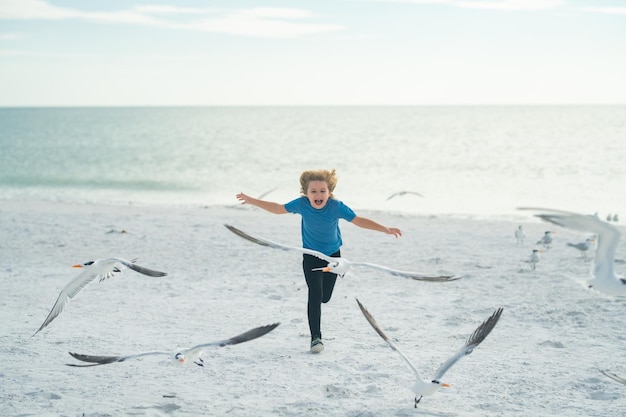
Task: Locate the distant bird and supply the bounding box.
[536,231,555,249]
[386,191,424,201]
[66,323,280,367]
[600,370,626,386]
[613,214,619,223]
[515,225,525,245]
[34,258,167,335]
[257,187,278,200]
[356,298,503,407]
[567,238,595,258]
[527,249,542,270]
[520,208,626,296]
[607,213,612,222]
[224,224,459,282]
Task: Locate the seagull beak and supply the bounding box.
[72,264,83,268]
[442,383,451,388]
[178,357,185,363]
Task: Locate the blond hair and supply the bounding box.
[299,169,338,198]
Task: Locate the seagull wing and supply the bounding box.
[114,258,168,277]
[356,298,423,381]
[67,351,169,367]
[34,268,106,335]
[600,370,626,386]
[187,322,281,354]
[224,224,334,263]
[350,261,460,282]
[519,208,620,283]
[433,308,503,381]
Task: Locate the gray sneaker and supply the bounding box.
[310,337,324,354]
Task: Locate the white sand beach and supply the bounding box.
[1,200,625,417]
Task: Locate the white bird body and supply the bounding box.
[356,298,503,406]
[34,258,167,335]
[67,323,280,367]
[520,208,626,296]
[224,224,459,282]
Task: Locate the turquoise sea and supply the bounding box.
[1,106,624,218]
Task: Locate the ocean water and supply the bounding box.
[1,106,624,218]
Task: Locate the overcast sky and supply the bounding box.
[1,0,625,106]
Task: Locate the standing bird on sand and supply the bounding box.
[66,323,280,367]
[34,258,167,335]
[536,231,555,249]
[515,225,525,245]
[356,298,503,407]
[567,237,595,259]
[520,208,626,296]
[527,249,542,270]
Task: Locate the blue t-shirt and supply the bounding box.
[284,197,357,256]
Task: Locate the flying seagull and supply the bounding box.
[66,322,280,367]
[356,298,502,407]
[34,258,167,335]
[519,208,626,296]
[386,191,424,201]
[600,370,626,386]
[224,224,459,282]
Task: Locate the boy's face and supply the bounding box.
[305,180,329,209]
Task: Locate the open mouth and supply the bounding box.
[314,199,324,206]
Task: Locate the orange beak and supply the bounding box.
[442,383,451,388]
[72,264,83,268]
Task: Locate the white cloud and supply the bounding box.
[178,8,342,38]
[0,0,343,38]
[450,0,565,11]
[131,5,214,15]
[0,32,23,40]
[370,0,565,11]
[0,0,79,19]
[580,7,626,15]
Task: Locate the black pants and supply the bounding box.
[303,250,340,340]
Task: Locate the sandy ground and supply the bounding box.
[1,200,625,417]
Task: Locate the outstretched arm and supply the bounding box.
[236,192,288,214]
[351,216,402,238]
